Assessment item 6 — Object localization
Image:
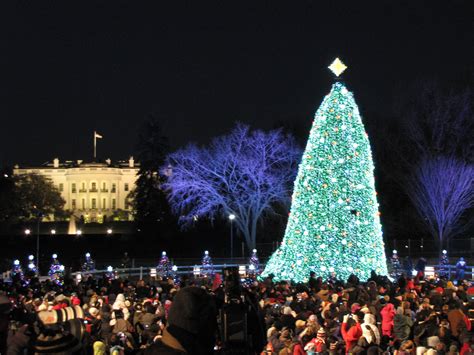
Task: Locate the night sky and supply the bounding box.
[1,1,472,166]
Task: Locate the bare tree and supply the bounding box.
[407,156,474,251]
[403,83,473,162]
[164,124,301,249]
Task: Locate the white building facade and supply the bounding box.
[13,157,139,222]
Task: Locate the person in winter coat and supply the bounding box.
[304,328,327,354]
[361,313,381,346]
[393,307,413,342]
[380,302,396,337]
[140,286,217,354]
[448,302,468,338]
[341,314,362,353]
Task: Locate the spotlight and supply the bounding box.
[85,252,91,258]
[25,229,31,235]
[393,249,397,254]
[106,228,112,234]
[204,250,209,255]
[252,248,257,253]
[162,251,167,256]
[172,265,178,272]
[13,259,20,266]
[76,230,82,236]
[442,249,447,255]
[107,266,113,272]
[52,254,57,259]
[51,229,56,235]
[229,214,236,220]
[28,255,34,261]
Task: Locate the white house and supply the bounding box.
[13,157,139,222]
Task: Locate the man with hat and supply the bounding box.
[141,286,217,354]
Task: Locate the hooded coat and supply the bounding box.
[341,321,362,354]
[361,314,381,345]
[393,309,413,341]
[380,303,396,336]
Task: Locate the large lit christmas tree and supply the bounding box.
[262,58,388,282]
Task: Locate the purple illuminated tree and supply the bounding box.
[164,124,301,249]
[407,156,473,251]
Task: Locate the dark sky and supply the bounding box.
[1,1,472,166]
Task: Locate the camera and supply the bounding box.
[37,306,84,325]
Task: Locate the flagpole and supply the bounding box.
[93,131,97,160]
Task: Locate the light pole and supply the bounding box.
[229,214,236,260]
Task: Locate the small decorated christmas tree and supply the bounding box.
[105,265,116,281]
[157,251,172,278]
[248,249,260,275]
[439,250,449,277]
[201,250,214,277]
[82,252,96,273]
[390,250,402,279]
[49,254,65,286]
[26,255,38,276]
[11,259,24,282]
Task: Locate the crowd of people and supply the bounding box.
[0,265,473,354]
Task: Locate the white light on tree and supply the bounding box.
[76,230,82,235]
[229,214,236,220]
[51,229,56,235]
[25,229,31,235]
[107,228,113,234]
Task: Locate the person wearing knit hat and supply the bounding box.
[351,303,361,314]
[141,286,217,354]
[305,328,327,354]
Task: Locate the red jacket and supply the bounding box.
[292,343,306,355]
[341,322,362,354]
[380,303,396,336]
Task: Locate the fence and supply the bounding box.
[69,263,474,281]
[70,262,255,281]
